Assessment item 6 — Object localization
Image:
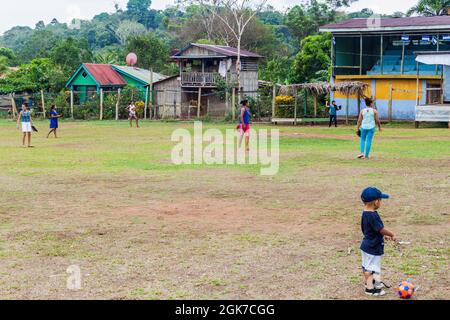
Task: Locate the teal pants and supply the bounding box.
[360,128,375,158]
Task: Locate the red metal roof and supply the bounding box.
[84,64,127,86]
[320,16,450,32]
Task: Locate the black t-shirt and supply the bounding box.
[360,211,384,255]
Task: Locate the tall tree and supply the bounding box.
[292,33,331,83]
[0,57,9,75]
[0,47,16,64]
[285,1,336,41]
[0,58,67,93]
[347,8,375,19]
[186,0,268,98]
[50,38,93,72]
[16,30,58,63]
[407,0,450,16]
[126,0,158,28]
[0,26,34,53]
[115,20,147,44]
[127,0,152,14]
[35,21,46,30]
[94,48,123,65]
[126,33,170,72]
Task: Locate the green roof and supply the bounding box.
[112,65,167,85]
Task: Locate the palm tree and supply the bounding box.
[94,51,121,65]
[407,0,450,16]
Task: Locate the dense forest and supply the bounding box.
[0,0,438,94]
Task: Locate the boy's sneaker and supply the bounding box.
[365,287,386,296]
[365,280,390,290]
[374,280,391,289]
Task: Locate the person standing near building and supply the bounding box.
[17,103,34,148]
[326,100,340,127]
[357,98,382,159]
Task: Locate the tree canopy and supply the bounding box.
[0,0,423,93]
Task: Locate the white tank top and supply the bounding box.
[361,108,376,130]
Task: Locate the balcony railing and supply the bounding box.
[181,72,222,86]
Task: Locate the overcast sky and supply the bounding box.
[0,0,418,35]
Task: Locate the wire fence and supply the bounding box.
[0,86,331,122]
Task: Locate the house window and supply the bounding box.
[82,72,88,78]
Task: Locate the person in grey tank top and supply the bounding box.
[16,103,34,148]
[356,98,382,159]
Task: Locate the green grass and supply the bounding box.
[1,120,449,177]
[0,119,448,300]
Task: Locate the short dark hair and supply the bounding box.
[240,100,248,106]
[51,105,56,110]
[365,97,373,107]
[331,100,336,104]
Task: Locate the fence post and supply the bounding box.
[70,90,74,119]
[416,62,420,105]
[174,95,177,119]
[150,68,154,120]
[115,88,121,121]
[225,86,229,117]
[41,90,46,118]
[100,88,104,120]
[346,93,349,125]
[150,89,154,120]
[357,93,361,115]
[294,92,298,125]
[197,87,201,118]
[313,95,317,118]
[144,86,149,120]
[272,84,276,120]
[10,93,18,119]
[388,81,393,122]
[188,103,191,120]
[231,88,236,120]
[303,90,307,116]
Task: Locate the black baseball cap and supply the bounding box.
[361,187,390,202]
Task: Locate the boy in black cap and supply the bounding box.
[360,187,397,296]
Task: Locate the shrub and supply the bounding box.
[275,95,295,118]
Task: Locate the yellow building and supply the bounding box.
[320,16,450,121]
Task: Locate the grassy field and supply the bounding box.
[0,119,449,300]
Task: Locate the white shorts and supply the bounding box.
[361,250,381,274]
[22,122,32,133]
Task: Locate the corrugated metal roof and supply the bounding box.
[112,65,167,84]
[151,75,180,86]
[320,16,450,33]
[84,64,127,86]
[172,43,263,59]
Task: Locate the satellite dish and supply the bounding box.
[126,53,138,66]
